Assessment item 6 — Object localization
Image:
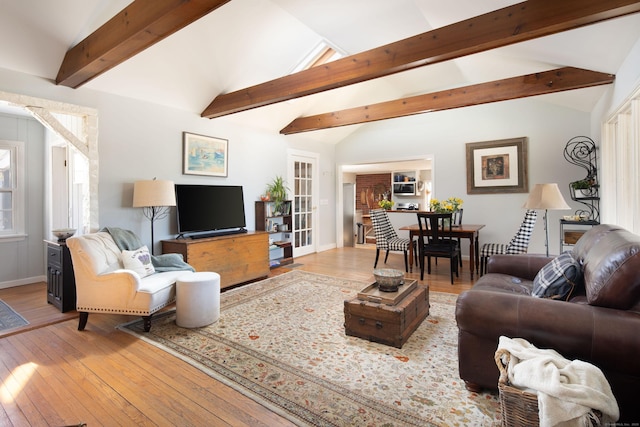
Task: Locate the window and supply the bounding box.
[290,41,344,74]
[601,87,640,234]
[0,140,25,238]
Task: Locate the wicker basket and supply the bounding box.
[495,349,540,427]
[494,349,603,427]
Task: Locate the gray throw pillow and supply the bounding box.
[532,251,583,300]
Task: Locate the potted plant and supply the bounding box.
[571,179,590,190]
[571,179,593,197]
[378,199,394,210]
[265,175,288,213]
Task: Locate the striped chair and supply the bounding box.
[370,208,415,272]
[479,209,538,275]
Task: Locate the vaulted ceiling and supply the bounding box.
[2,0,640,143]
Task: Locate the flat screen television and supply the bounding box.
[175,184,247,238]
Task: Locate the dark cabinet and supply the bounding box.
[46,241,76,312]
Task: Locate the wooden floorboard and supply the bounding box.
[0,246,477,426]
[0,282,77,339]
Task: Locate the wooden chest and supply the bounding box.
[344,283,430,348]
[161,231,269,290]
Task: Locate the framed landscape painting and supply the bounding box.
[466,137,528,194]
[183,132,228,177]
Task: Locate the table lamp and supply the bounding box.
[522,183,571,256]
[133,178,176,254]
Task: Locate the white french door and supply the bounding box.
[288,150,318,257]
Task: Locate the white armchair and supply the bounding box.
[66,231,192,331]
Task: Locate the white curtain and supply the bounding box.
[602,92,640,234]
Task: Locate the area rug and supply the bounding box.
[119,271,500,426]
[0,299,29,331]
[285,263,304,269]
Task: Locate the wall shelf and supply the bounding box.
[255,201,293,268]
[564,136,600,223]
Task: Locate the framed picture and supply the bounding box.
[183,132,228,177]
[466,137,528,194]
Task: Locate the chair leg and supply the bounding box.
[384,250,390,263]
[403,250,409,272]
[450,258,455,284]
[374,249,380,268]
[78,312,89,331]
[455,255,460,277]
[480,256,486,276]
[142,315,153,332]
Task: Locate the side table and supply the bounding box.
[559,219,599,253]
[45,240,76,312]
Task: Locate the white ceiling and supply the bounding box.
[1,0,640,143]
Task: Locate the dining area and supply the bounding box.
[367,203,485,285]
[399,221,485,279]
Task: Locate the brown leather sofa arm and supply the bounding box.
[455,289,640,376]
[486,254,553,280]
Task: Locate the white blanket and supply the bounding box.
[496,336,619,427]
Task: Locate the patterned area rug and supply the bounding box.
[119,271,500,426]
[0,299,28,331]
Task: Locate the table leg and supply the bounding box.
[475,234,480,276]
[468,236,475,279]
[408,231,416,273]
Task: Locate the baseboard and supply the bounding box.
[317,243,337,252]
[0,275,46,290]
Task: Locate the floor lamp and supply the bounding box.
[523,183,571,257]
[133,179,176,255]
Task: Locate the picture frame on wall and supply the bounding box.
[466,137,528,194]
[183,132,228,177]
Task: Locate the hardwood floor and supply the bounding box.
[0,246,478,426]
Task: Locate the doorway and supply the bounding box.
[338,157,433,248]
[0,93,98,235]
[288,150,319,257]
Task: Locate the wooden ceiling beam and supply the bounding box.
[56,0,231,88]
[280,68,615,134]
[201,0,640,119]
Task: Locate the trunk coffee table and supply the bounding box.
[344,279,430,348]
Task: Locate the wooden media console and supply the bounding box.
[161,231,270,290]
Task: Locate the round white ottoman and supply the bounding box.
[175,272,221,328]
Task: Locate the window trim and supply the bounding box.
[0,140,26,240]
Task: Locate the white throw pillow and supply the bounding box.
[121,245,155,278]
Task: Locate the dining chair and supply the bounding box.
[433,208,463,268]
[417,212,461,284]
[452,208,463,267]
[370,208,415,272]
[479,209,538,275]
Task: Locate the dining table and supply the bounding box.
[399,223,485,279]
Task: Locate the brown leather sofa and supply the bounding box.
[455,224,640,423]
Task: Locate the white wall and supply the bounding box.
[94,92,337,253]
[591,36,640,135]
[336,99,592,256]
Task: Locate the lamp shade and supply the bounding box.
[133,180,176,208]
[522,183,571,210]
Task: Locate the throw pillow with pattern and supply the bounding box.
[121,245,155,278]
[532,251,583,300]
